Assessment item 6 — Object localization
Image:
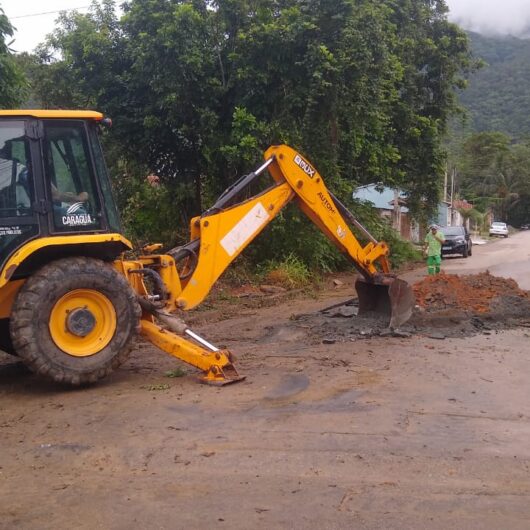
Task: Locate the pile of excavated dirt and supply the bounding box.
[413,272,530,314]
[262,272,530,344]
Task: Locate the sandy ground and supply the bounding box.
[1,232,529,529]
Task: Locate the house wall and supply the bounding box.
[400,214,412,240]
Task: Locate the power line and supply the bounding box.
[10,5,91,20]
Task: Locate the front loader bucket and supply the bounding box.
[355,276,415,329]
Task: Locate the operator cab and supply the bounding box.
[0,111,123,274]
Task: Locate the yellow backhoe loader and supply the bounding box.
[0,110,414,385]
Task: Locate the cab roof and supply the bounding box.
[0,110,103,120]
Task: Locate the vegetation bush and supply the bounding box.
[346,200,422,269]
[0,8,27,107]
[448,132,530,226]
[259,253,313,289]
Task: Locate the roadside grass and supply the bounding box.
[258,254,313,289]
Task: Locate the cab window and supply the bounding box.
[0,121,33,218]
[43,122,102,231]
[88,125,122,233]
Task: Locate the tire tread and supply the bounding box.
[10,257,140,386]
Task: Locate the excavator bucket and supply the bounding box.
[355,276,415,329]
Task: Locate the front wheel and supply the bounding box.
[10,257,140,385]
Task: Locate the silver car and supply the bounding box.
[489,222,509,238]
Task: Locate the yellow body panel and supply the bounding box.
[115,256,183,312]
[265,145,390,274]
[113,259,150,297]
[0,110,104,120]
[0,233,132,288]
[0,279,24,319]
[176,182,295,309]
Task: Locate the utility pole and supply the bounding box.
[450,167,456,225]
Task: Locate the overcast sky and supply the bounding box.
[2,1,98,53]
[446,0,530,37]
[2,0,530,53]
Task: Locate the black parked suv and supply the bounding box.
[441,226,472,258]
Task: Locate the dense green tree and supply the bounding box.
[455,132,530,224]
[387,0,475,218]
[0,6,27,107]
[457,131,510,185]
[21,0,473,264]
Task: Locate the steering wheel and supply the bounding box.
[17,203,31,216]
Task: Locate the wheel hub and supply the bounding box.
[66,307,96,337]
[49,289,117,357]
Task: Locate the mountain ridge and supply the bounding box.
[459,31,530,138]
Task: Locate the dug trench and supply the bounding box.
[261,272,530,343]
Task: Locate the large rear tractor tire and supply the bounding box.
[0,318,16,355]
[10,257,141,385]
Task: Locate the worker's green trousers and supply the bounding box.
[426,254,442,275]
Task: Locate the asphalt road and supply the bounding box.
[442,230,530,289]
[0,234,529,529]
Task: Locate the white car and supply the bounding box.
[489,222,509,238]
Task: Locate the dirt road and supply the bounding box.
[1,234,529,529]
[441,230,530,289]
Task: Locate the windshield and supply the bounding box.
[441,227,464,236]
[492,222,506,227]
[43,121,102,232]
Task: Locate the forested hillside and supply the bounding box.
[448,32,530,228]
[460,32,530,138]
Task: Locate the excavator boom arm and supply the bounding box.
[127,144,414,385]
[265,145,391,278]
[173,145,390,310]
